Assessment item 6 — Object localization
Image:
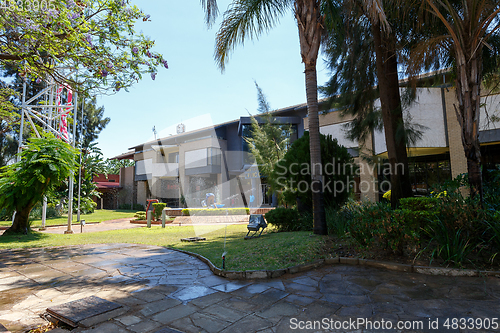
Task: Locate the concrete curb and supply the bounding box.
[169,248,500,280]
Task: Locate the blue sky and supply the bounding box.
[97,0,330,159]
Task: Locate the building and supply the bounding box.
[93,173,121,209]
[112,73,500,207]
[112,105,307,209]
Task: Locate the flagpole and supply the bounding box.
[65,89,77,234]
[77,98,84,222]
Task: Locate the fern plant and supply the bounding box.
[0,135,79,235]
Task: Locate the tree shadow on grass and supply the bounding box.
[0,231,52,246]
[172,229,318,271]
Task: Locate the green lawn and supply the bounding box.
[0,225,326,271]
[0,209,136,228]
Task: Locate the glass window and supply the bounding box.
[168,152,179,163]
[208,148,221,165]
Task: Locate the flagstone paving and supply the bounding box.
[0,244,499,333]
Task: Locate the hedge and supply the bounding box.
[181,208,250,216]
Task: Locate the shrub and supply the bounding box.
[273,132,354,211]
[265,207,312,232]
[119,204,132,210]
[424,218,475,267]
[485,213,500,254]
[134,211,146,220]
[152,203,167,220]
[0,208,10,221]
[29,203,62,220]
[347,202,422,255]
[181,208,250,216]
[133,203,145,211]
[484,166,500,212]
[326,205,351,236]
[422,175,499,266]
[338,173,500,267]
[399,197,439,212]
[77,197,97,215]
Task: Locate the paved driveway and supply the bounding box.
[0,244,499,333]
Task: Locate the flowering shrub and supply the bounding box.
[383,190,391,201]
[0,0,167,92]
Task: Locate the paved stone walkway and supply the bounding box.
[0,219,143,236]
[40,218,144,234]
[1,244,499,333]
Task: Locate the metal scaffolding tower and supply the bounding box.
[18,70,79,234]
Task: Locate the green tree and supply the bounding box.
[273,131,353,211]
[0,83,19,167]
[255,81,272,114]
[105,158,134,174]
[77,143,106,213]
[414,0,500,201]
[322,0,415,208]
[0,0,167,92]
[52,142,105,215]
[244,83,291,196]
[0,135,79,235]
[206,0,328,234]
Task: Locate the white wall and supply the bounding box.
[136,159,152,176]
[480,93,500,131]
[374,88,447,155]
[320,122,358,148]
[185,148,208,168]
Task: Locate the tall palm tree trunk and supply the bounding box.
[372,22,413,208]
[296,0,327,234]
[455,48,483,200]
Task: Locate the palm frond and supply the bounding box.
[406,35,451,78]
[200,0,220,27]
[361,0,390,32]
[215,0,293,71]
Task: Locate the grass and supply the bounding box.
[0,209,136,228]
[0,225,327,271]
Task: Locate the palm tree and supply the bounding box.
[322,0,414,207]
[417,0,500,200]
[207,0,327,234]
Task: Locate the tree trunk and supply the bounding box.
[295,0,327,235]
[372,22,413,208]
[3,203,36,236]
[454,47,483,201]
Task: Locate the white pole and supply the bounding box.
[77,98,84,222]
[65,90,78,234]
[41,197,47,230]
[41,82,49,230]
[17,80,26,161]
[12,80,27,226]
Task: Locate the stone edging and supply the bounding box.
[170,248,500,279]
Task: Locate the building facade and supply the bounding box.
[113,79,500,208]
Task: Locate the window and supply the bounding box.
[168,152,179,163]
[208,148,221,166]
